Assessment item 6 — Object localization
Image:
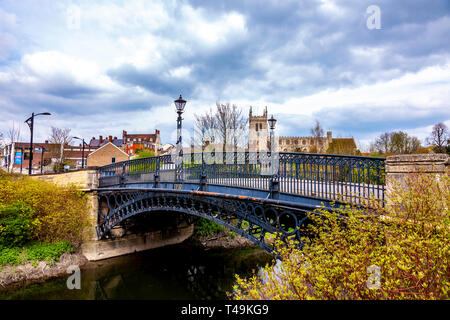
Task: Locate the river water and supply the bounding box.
[0,244,273,300]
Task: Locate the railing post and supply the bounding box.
[200,151,207,191]
[270,173,280,200]
[120,162,126,185]
[154,157,160,188]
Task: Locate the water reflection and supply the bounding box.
[0,244,273,300]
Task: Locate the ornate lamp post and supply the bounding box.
[174,94,186,183]
[268,114,279,199]
[268,115,277,153]
[73,136,87,168]
[25,112,51,175]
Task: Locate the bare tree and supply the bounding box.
[194,102,247,152]
[7,122,21,144]
[194,107,216,149]
[48,127,72,169]
[426,122,449,153]
[310,120,324,152]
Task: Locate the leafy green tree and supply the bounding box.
[135,149,155,158]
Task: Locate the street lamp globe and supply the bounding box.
[268,115,277,130]
[174,94,186,114]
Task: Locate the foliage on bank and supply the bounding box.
[233,173,449,300]
[0,241,74,267]
[0,170,91,246]
[193,219,225,237]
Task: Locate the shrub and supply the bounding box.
[0,171,91,246]
[233,173,449,300]
[0,201,35,248]
[25,241,74,266]
[0,241,74,267]
[194,219,224,237]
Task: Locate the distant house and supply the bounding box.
[122,130,162,156]
[87,142,129,167]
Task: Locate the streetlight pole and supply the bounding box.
[268,115,277,154]
[268,115,279,199]
[174,94,186,183]
[25,112,51,175]
[73,137,86,168]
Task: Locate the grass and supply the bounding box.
[0,241,74,268]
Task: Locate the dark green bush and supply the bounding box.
[0,201,35,248]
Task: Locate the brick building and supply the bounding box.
[122,129,161,156]
[1,141,98,173]
[86,142,129,167]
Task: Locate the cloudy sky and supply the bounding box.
[0,0,449,150]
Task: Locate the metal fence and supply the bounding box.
[99,152,385,205]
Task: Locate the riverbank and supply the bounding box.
[186,230,258,250]
[0,252,88,292]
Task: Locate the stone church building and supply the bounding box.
[248,107,359,155]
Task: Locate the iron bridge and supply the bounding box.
[95,152,385,253]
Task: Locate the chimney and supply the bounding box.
[109,135,112,142]
[114,136,117,140]
[99,135,103,143]
[327,131,332,141]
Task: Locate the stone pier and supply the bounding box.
[385,153,449,203]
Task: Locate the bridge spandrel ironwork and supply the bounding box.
[95,188,320,253]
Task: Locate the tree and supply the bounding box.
[0,132,4,149]
[135,149,155,159]
[48,127,72,171]
[310,120,324,152]
[426,122,449,154]
[7,122,21,144]
[372,131,421,154]
[373,132,391,154]
[194,107,217,149]
[194,102,247,152]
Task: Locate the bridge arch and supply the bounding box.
[96,188,320,253]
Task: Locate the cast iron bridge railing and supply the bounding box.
[95,152,385,253]
[98,152,385,206]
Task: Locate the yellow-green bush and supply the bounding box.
[233,173,449,300]
[0,171,91,247]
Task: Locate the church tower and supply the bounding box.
[248,106,269,151]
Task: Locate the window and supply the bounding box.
[302,140,306,145]
[112,157,116,163]
[255,124,258,132]
[260,123,263,130]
